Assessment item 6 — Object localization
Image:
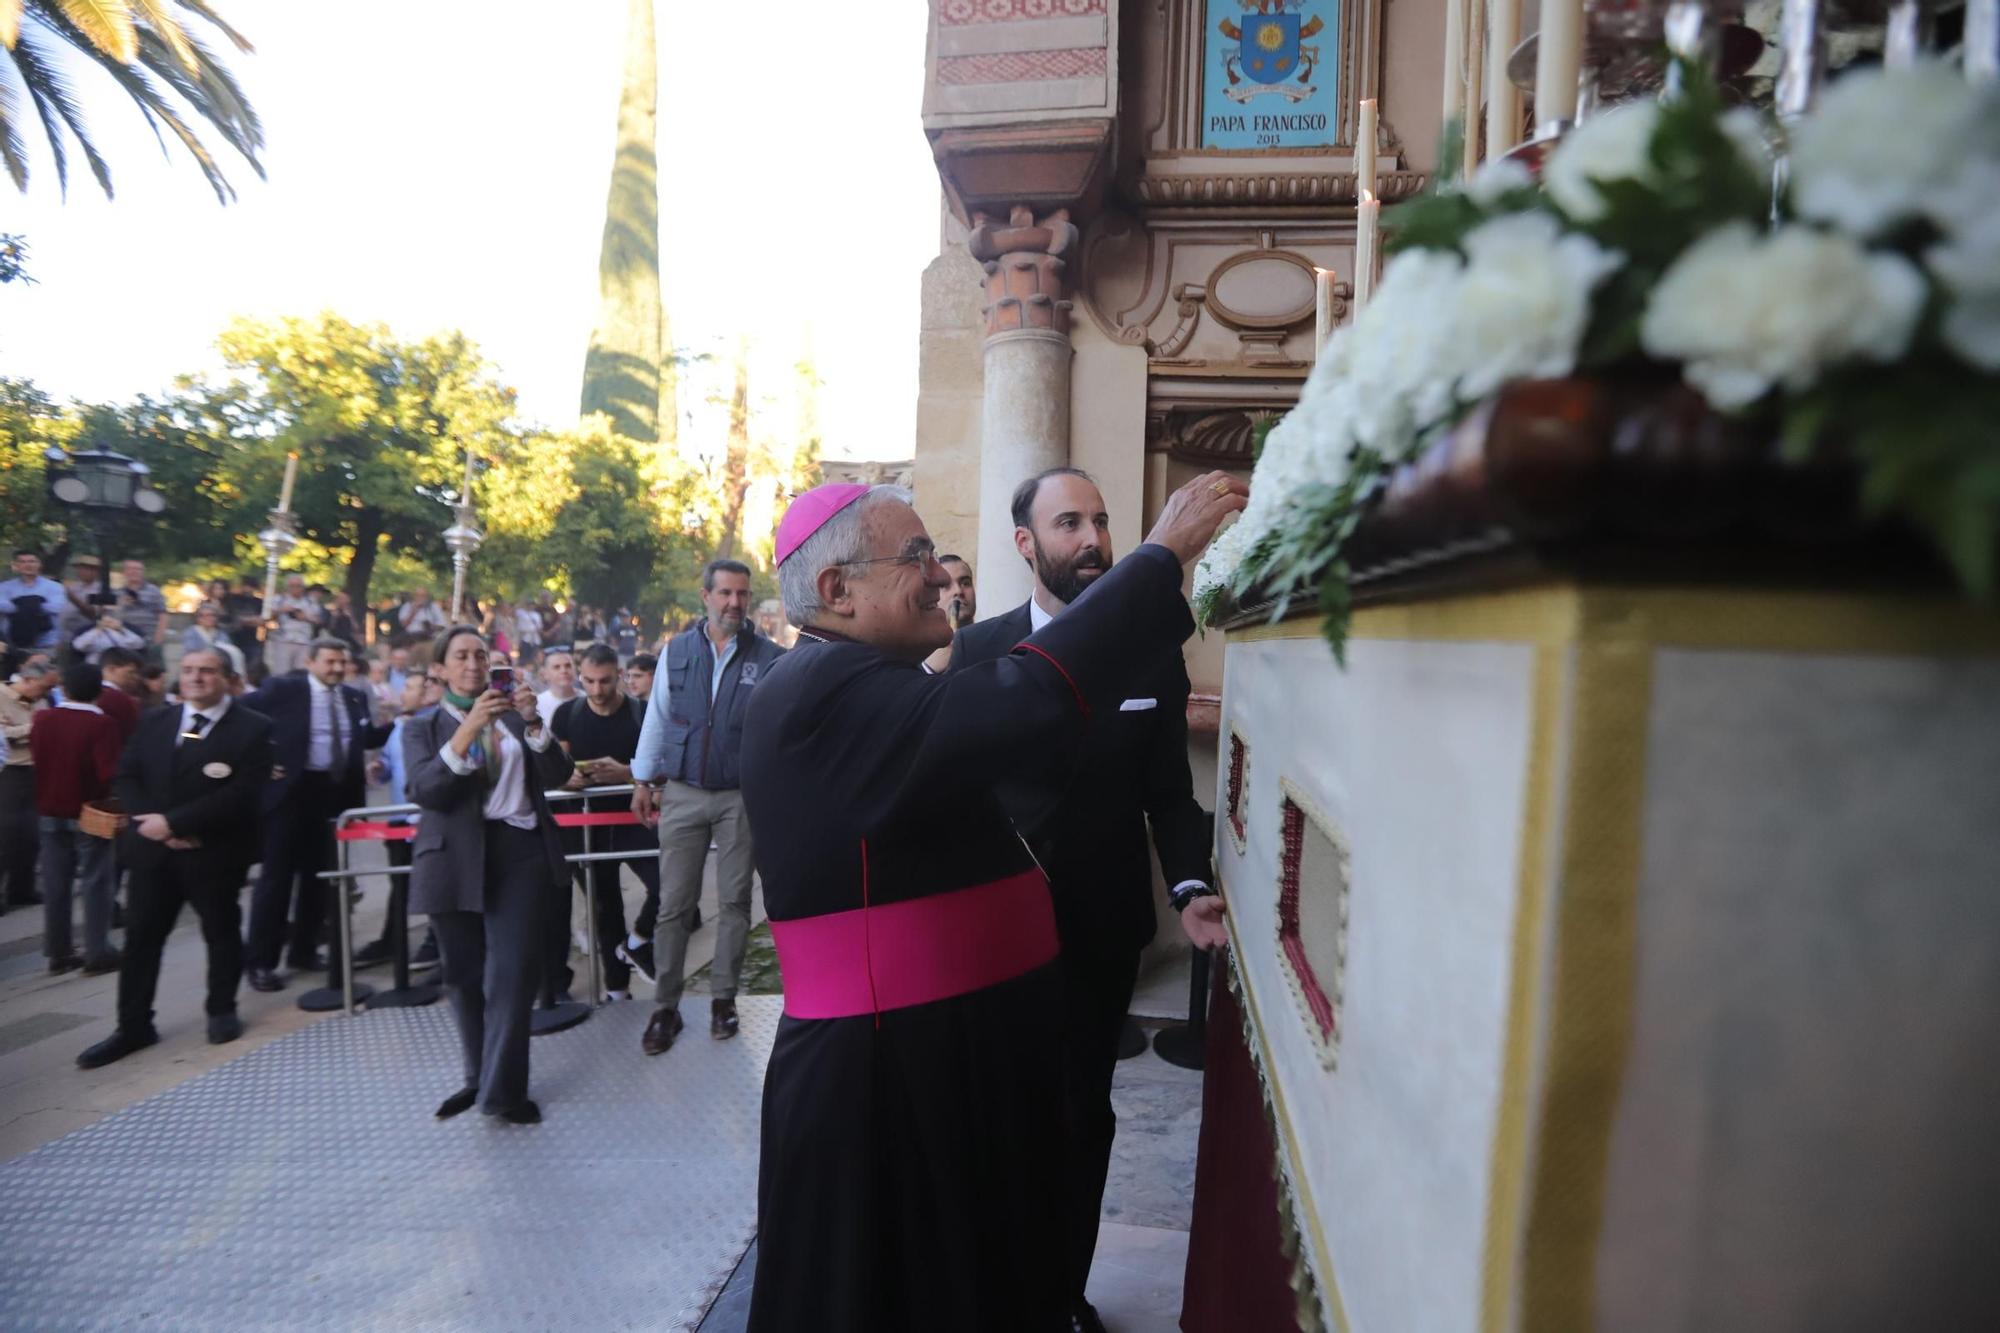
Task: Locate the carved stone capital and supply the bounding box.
[969,205,1081,338]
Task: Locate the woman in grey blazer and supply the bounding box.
[405,625,574,1124]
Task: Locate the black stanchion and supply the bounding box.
[366,850,440,1009]
[1118,1015,1149,1060]
[1151,947,1211,1070]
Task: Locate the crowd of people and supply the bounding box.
[0,549,725,1092]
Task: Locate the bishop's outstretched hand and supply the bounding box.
[1145,470,1249,566]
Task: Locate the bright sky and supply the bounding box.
[0,1,940,463]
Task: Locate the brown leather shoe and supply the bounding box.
[711,998,739,1041]
[641,1006,683,1057]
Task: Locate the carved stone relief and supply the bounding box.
[1079,212,1352,372]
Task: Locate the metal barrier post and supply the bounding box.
[299,809,375,1015]
[583,814,603,1006]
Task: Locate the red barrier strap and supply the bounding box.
[552,812,641,828]
[336,822,418,842]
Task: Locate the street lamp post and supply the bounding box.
[43,448,168,603]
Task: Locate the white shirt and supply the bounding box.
[305,676,350,771]
[436,706,549,830]
[535,688,573,723]
[177,695,231,746]
[516,606,543,645]
[273,594,320,643]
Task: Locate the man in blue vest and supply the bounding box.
[629,559,784,1055]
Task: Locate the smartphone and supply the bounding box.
[489,665,515,694]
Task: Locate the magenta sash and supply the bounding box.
[770,870,1059,1019]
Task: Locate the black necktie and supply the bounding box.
[182,713,210,746]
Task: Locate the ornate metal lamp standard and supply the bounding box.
[43,446,168,560]
[443,446,483,624]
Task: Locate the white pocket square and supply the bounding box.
[1119,698,1158,711]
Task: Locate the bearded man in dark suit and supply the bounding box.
[77,648,273,1068]
[241,636,393,989]
[949,467,1227,1333]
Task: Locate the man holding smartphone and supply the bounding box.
[549,644,660,998]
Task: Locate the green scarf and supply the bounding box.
[444,689,504,783]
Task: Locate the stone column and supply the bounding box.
[970,206,1079,614]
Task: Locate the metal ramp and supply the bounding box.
[0,996,777,1331]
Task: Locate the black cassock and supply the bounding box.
[740,544,1195,1333]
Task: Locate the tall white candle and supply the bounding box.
[1314,268,1339,356]
[1534,0,1583,135]
[1443,0,1467,127]
[277,452,298,512]
[1356,98,1379,202]
[1354,198,1380,311]
[1487,0,1524,157]
[1464,0,1488,173]
[1969,0,1998,83]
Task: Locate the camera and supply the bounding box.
[489,665,515,693]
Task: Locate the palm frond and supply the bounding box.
[0,67,31,188]
[131,0,195,71]
[10,28,113,195]
[170,0,247,53]
[43,0,134,62]
[37,2,233,200]
[136,26,258,169]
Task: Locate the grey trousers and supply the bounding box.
[430,822,547,1115]
[40,817,114,962]
[652,782,755,1008]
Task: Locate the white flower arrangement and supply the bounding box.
[1197,60,2000,642]
[1640,223,1927,409]
[1790,64,2000,239]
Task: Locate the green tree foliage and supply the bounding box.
[200,312,520,608]
[578,0,675,447]
[0,0,263,202]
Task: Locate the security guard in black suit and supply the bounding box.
[78,647,273,1069]
[949,467,1228,1333]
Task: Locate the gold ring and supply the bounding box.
[1209,480,1230,496]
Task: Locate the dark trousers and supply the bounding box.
[1058,938,1144,1303]
[0,766,40,905]
[430,822,546,1115]
[247,771,338,970]
[117,853,245,1035]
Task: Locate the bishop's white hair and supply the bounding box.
[778,484,914,628]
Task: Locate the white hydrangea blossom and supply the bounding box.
[1451,213,1623,399]
[1790,63,2000,239]
[1640,223,1927,409]
[1543,101,1662,222]
[1462,157,1534,208]
[1922,158,2000,370]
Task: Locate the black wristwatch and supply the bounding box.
[1170,883,1218,914]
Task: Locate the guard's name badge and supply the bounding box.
[202,762,232,779]
[740,662,760,686]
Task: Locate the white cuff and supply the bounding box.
[523,725,550,753]
[438,743,477,777]
[1170,879,1209,898]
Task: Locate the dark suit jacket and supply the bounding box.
[114,699,273,881]
[951,598,1213,953]
[402,706,573,917]
[242,674,393,813]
